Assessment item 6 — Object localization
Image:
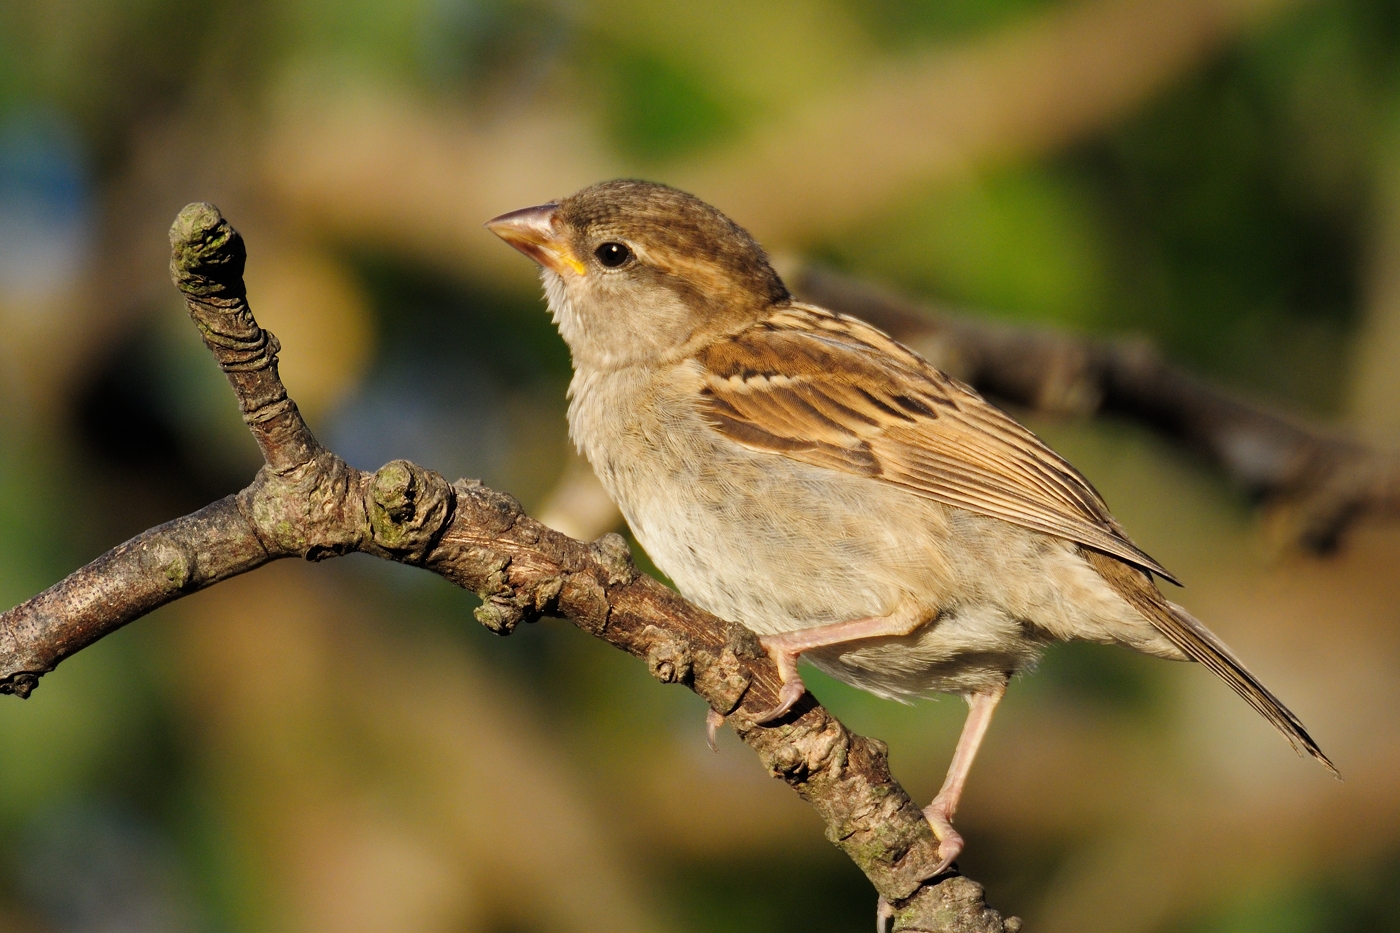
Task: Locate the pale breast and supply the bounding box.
[566,361,1159,699]
[568,363,959,632]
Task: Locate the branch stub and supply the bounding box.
[369,460,455,562]
[169,202,247,301]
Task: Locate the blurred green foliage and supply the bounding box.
[1176,857,1400,933]
[845,0,1067,48]
[832,167,1111,330]
[601,45,746,160]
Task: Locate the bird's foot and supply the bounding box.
[922,798,964,876]
[873,806,960,933]
[751,636,808,723]
[705,708,725,751]
[876,895,895,933]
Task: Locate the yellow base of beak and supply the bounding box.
[485,203,587,276]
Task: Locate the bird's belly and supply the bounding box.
[622,455,938,632]
[619,458,1056,697]
[570,373,1124,700]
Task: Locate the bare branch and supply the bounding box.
[168,203,321,473]
[794,266,1400,552]
[0,497,267,698]
[0,206,1020,932]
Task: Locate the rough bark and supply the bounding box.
[0,206,1019,932]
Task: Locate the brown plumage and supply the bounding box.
[695,304,1175,581]
[486,179,1337,891]
[556,179,790,315]
[695,301,1331,773]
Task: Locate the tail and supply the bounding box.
[1083,549,1338,777]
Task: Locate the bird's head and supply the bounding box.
[486,180,789,369]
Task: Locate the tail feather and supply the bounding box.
[1083,549,1338,777]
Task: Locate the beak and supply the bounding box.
[484,203,586,276]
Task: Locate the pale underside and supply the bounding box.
[564,302,1187,700]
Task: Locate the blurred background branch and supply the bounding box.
[792,265,1400,553]
[258,0,1318,278]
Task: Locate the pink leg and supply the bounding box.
[752,611,928,723]
[924,682,1006,875]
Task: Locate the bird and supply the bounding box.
[486,178,1336,879]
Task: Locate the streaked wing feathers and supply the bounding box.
[696,304,1176,582]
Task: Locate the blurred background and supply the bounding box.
[1,0,1399,930]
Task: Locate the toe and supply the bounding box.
[752,680,807,724]
[930,829,964,876]
[922,803,963,876]
[875,895,895,933]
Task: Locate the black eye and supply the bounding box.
[594,242,632,268]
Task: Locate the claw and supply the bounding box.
[752,635,808,723]
[751,679,807,724]
[876,895,895,933]
[930,834,963,876]
[923,800,964,876]
[705,708,725,752]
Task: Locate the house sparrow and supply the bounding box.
[486,179,1335,878]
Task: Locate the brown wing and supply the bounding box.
[695,303,1178,583]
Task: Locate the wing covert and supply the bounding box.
[695,305,1176,582]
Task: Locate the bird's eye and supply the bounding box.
[594,242,632,268]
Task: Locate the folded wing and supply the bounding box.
[695,303,1177,583]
